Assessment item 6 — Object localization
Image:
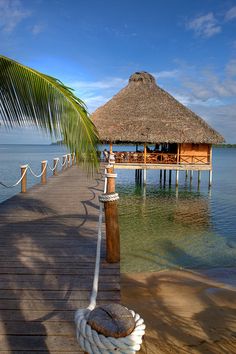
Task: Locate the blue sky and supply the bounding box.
[0,0,236,143]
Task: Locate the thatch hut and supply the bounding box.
[92,71,224,185]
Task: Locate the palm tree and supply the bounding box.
[0,55,99,168]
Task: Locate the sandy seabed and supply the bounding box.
[121,269,236,354]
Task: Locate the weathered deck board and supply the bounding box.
[0,165,120,353]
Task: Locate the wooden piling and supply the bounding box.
[198,170,201,185]
[106,165,116,193]
[53,158,58,176]
[176,170,179,186]
[143,168,147,185]
[104,197,120,263]
[67,154,71,168]
[190,170,193,181]
[62,155,67,170]
[164,169,166,184]
[160,170,162,183]
[169,170,172,185]
[209,170,212,187]
[20,165,27,193]
[41,160,47,185]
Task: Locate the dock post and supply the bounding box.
[103,196,120,263]
[20,165,27,193]
[106,164,116,193]
[41,160,47,185]
[72,152,76,166]
[67,154,71,168]
[176,170,179,186]
[209,170,212,187]
[198,170,201,185]
[76,152,79,165]
[62,155,67,170]
[160,169,162,184]
[143,168,147,185]
[163,170,166,185]
[190,170,193,182]
[185,170,188,180]
[169,170,172,185]
[53,158,59,176]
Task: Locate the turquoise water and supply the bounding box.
[0,145,236,273]
[0,144,67,203]
[115,148,236,272]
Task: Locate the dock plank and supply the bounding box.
[0,165,120,352]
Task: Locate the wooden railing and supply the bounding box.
[113,152,210,165]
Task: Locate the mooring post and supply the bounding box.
[176,170,179,186]
[41,160,47,185]
[67,154,71,168]
[106,164,116,193]
[62,155,67,170]
[20,165,27,193]
[53,158,59,176]
[72,152,76,166]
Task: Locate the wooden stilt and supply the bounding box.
[190,170,193,181]
[160,170,162,183]
[176,170,179,186]
[143,168,147,185]
[209,170,212,187]
[41,160,47,185]
[198,170,201,185]
[185,170,188,179]
[164,170,166,184]
[169,170,172,185]
[20,165,27,193]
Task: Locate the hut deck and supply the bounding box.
[0,166,120,353]
[114,163,212,171]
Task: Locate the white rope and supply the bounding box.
[75,170,145,353]
[0,165,28,188]
[47,158,59,172]
[99,193,119,202]
[58,155,67,167]
[28,161,48,178]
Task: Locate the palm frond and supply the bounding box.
[0,55,99,169]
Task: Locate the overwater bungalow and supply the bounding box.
[92,71,224,185]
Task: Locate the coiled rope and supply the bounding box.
[75,170,145,353]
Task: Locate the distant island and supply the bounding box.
[213,144,236,148]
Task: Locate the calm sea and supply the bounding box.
[0,145,235,273]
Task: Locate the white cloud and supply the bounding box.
[153,70,179,79]
[32,24,44,35]
[70,77,127,91]
[186,13,221,38]
[0,0,31,33]
[225,6,236,21]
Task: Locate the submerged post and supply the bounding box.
[169,170,172,185]
[21,165,27,193]
[209,170,212,187]
[198,170,201,185]
[41,160,47,184]
[143,168,147,185]
[53,158,59,176]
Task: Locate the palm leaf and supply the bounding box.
[0,55,99,169]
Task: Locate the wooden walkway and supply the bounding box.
[0,165,120,353]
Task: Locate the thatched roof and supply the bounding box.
[92,72,224,144]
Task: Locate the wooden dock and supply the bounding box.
[0,165,120,353]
